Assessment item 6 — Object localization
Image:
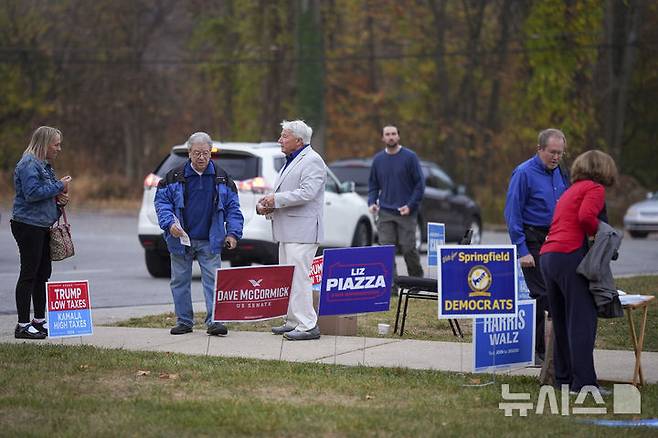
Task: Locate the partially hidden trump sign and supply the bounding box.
[213,265,294,322]
[46,280,93,338]
[473,300,536,372]
[437,245,517,319]
[319,246,395,316]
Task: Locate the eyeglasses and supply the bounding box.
[190,151,211,159]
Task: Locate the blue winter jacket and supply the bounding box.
[12,153,64,227]
[154,161,244,256]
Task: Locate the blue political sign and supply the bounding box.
[517,260,531,301]
[319,246,395,316]
[473,300,536,372]
[427,222,445,267]
[437,245,517,319]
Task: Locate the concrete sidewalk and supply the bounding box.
[1,304,656,385]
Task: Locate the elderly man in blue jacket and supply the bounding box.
[155,132,243,336]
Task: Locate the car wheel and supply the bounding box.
[145,250,171,278]
[469,218,482,244]
[629,230,649,239]
[351,220,372,247]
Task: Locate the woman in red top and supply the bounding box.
[540,150,617,392]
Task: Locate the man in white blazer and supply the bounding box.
[256,120,326,340]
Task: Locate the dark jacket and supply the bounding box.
[154,161,243,256]
[576,221,623,318]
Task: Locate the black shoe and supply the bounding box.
[31,320,48,336]
[15,324,47,340]
[207,322,228,336]
[170,324,193,335]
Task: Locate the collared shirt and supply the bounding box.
[182,160,215,240]
[504,154,568,257]
[283,144,309,171]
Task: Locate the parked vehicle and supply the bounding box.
[624,191,658,238]
[139,142,375,277]
[329,158,482,245]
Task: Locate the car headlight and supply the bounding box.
[625,206,639,218]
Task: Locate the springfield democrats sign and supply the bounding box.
[438,245,517,319]
[46,280,93,338]
[319,246,395,316]
[213,265,294,322]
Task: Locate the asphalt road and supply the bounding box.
[0,210,656,315]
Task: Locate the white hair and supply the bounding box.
[281,120,312,144]
[187,131,212,148]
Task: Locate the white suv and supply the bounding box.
[138,142,375,277]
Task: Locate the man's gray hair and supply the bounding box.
[187,131,213,148]
[537,128,567,149]
[281,120,312,144]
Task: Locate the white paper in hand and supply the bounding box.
[173,217,191,246]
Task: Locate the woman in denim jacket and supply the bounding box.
[11,126,72,339]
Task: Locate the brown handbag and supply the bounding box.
[50,207,75,261]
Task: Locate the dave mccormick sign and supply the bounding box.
[319,246,395,316]
[437,245,517,319]
[213,265,294,322]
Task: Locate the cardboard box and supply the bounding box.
[313,289,358,336]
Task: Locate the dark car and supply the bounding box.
[329,158,482,245]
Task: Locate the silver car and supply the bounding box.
[624,191,658,238]
[138,142,375,277]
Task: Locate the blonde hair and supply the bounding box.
[570,150,618,187]
[23,126,62,161]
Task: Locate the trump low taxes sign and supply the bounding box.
[319,246,395,316]
[46,280,93,338]
[438,245,517,319]
[213,265,294,322]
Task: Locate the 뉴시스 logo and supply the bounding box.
[468,265,492,297]
[499,384,641,416]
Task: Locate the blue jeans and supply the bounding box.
[170,240,221,328]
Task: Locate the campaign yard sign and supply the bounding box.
[46,280,93,338]
[438,245,517,319]
[473,300,536,372]
[517,260,531,301]
[427,222,446,267]
[214,265,294,322]
[310,255,323,293]
[319,245,395,316]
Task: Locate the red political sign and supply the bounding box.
[213,265,294,322]
[47,281,90,311]
[310,256,323,286]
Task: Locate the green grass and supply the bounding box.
[114,276,658,352]
[1,343,656,436]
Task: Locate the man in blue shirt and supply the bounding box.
[368,125,425,279]
[155,132,243,336]
[504,128,569,365]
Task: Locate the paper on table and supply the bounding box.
[619,294,651,306]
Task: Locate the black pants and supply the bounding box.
[10,220,52,323]
[522,226,549,358]
[540,248,598,391]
